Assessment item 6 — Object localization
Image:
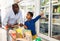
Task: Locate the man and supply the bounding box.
[3,3,23,41]
[3,3,23,30]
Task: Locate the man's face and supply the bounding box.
[12,5,19,14]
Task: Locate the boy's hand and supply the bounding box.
[24,25,27,29]
[40,11,44,16]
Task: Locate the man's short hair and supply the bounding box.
[12,3,19,8]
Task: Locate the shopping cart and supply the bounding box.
[8,26,25,41]
[9,30,28,41]
[7,25,18,41]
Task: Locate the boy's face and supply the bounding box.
[26,13,32,20]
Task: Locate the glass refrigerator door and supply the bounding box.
[52,0,60,40]
[40,0,49,36]
[0,9,1,26]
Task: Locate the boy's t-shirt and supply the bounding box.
[24,15,41,36]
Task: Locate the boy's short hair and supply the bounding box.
[28,12,33,17]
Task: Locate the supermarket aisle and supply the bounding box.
[0,0,60,41]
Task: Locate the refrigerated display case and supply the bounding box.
[52,0,60,40]
[40,0,49,36]
[39,0,60,41]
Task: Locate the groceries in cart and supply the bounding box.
[9,30,16,41]
[9,25,32,41]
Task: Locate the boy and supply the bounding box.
[24,11,43,40]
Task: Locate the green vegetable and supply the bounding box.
[57,6,60,13]
[35,37,41,41]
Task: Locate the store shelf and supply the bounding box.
[40,22,60,26]
[46,1,58,5]
[41,5,49,8]
[45,13,60,15]
[52,1,58,3]
[41,6,45,8]
[46,0,54,5]
[41,17,46,19]
[53,2,60,6]
[40,22,48,24]
[41,2,60,8]
[41,5,49,9]
[53,23,60,25]
[53,13,60,15]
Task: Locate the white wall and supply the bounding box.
[1,0,14,27]
[0,0,14,41]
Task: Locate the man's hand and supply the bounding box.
[4,24,13,30]
[11,25,15,28]
[4,25,9,30]
[18,23,23,27]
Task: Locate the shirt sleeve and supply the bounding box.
[2,12,10,27]
[18,11,24,24]
[33,15,41,22]
[24,22,26,25]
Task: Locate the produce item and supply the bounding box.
[54,8,57,13]
[9,26,33,41]
[13,25,24,38]
[16,28,24,38]
[40,19,46,22]
[58,0,60,2]
[53,18,55,23]
[24,30,32,41]
[9,30,16,38]
[45,0,48,3]
[41,0,45,6]
[41,0,48,5]
[35,37,41,41]
[13,25,19,30]
[9,30,16,41]
[52,0,58,3]
[57,6,60,13]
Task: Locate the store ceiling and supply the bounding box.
[0,0,35,8]
[20,0,35,6]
